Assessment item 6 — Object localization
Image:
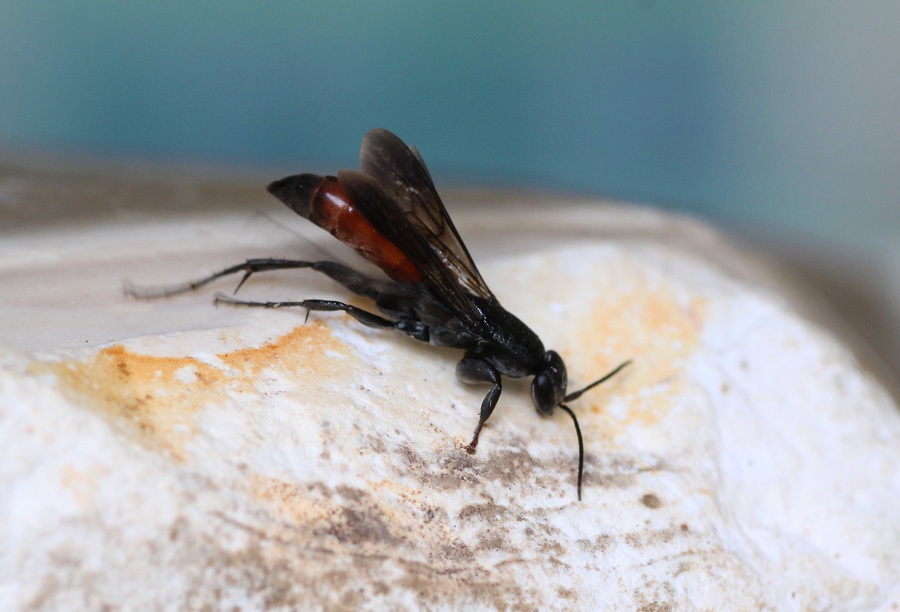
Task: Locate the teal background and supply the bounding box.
[2,2,898,246]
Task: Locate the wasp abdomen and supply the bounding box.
[269,174,424,284]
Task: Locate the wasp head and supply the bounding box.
[531,350,568,415]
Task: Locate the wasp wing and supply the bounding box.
[357,129,494,302]
[359,129,494,293]
[336,129,497,335]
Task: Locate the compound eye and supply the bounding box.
[530,351,567,416]
[531,372,557,416]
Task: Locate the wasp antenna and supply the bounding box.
[563,360,632,403]
[558,404,583,501]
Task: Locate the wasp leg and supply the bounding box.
[456,353,502,454]
[213,294,429,341]
[294,261,412,300]
[124,259,318,298]
[125,258,406,300]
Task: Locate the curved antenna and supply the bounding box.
[558,404,584,501]
[563,360,632,403]
[558,360,632,501]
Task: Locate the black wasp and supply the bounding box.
[127,128,630,500]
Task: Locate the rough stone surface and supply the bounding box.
[1,164,899,610]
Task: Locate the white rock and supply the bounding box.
[1,171,898,610]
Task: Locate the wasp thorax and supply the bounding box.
[531,350,568,415]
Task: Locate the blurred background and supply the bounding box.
[1,1,898,369]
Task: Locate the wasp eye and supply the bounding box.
[531,372,557,415]
[531,351,567,415]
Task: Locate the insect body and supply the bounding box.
[127,128,630,500]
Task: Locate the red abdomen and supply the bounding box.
[268,174,424,284]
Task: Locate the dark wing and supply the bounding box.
[336,128,496,335]
[357,129,495,302]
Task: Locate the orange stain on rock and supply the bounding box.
[573,287,707,431]
[218,320,346,376]
[250,474,334,526]
[41,321,348,462]
[44,344,226,462]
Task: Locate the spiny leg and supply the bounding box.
[456,352,502,454]
[301,261,408,300]
[125,258,402,301]
[124,259,318,299]
[213,293,428,340]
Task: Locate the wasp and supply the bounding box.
[126,128,630,500]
